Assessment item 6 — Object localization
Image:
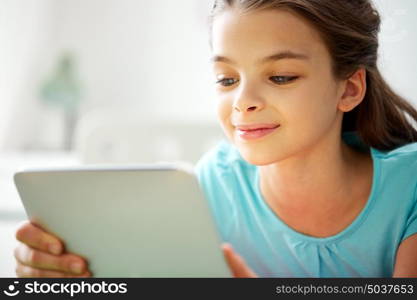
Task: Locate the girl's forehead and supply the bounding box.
[211,9,329,64]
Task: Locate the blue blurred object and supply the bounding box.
[40,52,83,150]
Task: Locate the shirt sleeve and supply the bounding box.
[194,143,237,242]
[400,185,417,243]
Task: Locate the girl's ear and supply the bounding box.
[337,68,367,112]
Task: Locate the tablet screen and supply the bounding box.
[14,164,231,277]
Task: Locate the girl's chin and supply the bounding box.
[237,149,279,166]
[244,157,276,166]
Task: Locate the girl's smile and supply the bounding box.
[235,124,281,141]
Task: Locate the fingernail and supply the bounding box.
[48,244,61,255]
[222,243,232,250]
[70,262,84,274]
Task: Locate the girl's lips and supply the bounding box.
[235,123,279,130]
[236,125,280,140]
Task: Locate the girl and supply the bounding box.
[14,0,417,277]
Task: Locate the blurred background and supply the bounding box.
[1,0,416,277]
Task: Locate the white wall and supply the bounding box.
[52,0,216,121]
[0,0,57,150]
[377,0,417,105]
[1,0,218,150]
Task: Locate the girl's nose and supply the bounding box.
[233,85,265,113]
[234,105,258,112]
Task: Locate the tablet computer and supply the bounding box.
[13,163,231,278]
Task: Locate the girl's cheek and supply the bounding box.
[216,104,234,138]
[216,98,231,120]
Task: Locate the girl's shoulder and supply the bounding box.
[372,141,417,162]
[343,131,417,162]
[371,141,417,188]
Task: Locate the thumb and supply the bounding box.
[222,243,258,278]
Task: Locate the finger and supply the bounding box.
[14,242,88,275]
[15,221,64,255]
[222,243,257,278]
[16,263,92,278]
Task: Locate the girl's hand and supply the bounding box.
[14,221,92,278]
[222,243,258,278]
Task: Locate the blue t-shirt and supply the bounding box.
[194,132,417,277]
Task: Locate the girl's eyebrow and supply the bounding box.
[211,50,310,65]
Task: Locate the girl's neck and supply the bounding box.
[258,136,372,212]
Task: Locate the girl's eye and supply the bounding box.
[216,78,239,87]
[215,76,298,87]
[270,76,299,85]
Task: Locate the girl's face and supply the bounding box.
[211,9,345,165]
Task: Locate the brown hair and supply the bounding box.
[210,0,417,151]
